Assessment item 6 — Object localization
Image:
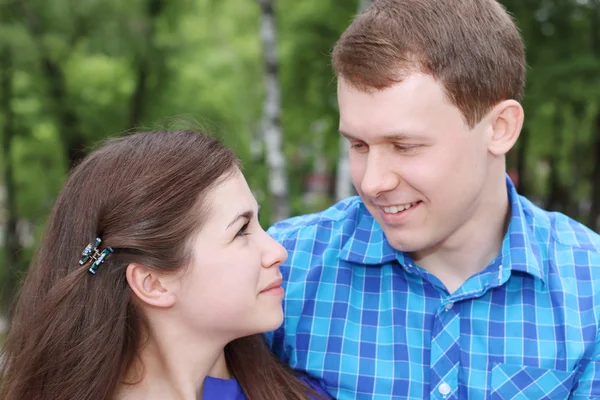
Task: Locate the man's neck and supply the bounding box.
[411,179,511,294]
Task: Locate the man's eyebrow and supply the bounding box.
[382,133,415,141]
[339,130,424,141]
[339,130,356,140]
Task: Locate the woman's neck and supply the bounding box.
[115,327,231,400]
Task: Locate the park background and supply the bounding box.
[0,0,599,331]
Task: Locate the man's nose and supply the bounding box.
[360,152,399,198]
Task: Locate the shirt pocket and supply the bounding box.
[489,363,577,400]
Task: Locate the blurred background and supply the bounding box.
[0,0,599,328]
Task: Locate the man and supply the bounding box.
[266,0,600,399]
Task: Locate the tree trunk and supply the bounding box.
[588,0,600,231]
[358,0,372,12]
[0,44,21,314]
[588,114,600,231]
[128,61,149,130]
[40,58,87,168]
[305,120,330,208]
[546,155,569,214]
[335,138,353,201]
[546,112,570,214]
[258,0,289,222]
[18,0,87,168]
[515,126,528,195]
[335,0,372,202]
[128,0,167,130]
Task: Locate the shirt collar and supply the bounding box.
[338,203,398,265]
[497,176,545,282]
[338,176,546,283]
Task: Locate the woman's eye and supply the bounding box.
[236,222,251,237]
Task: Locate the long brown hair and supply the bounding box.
[0,130,324,400]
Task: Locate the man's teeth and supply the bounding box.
[382,202,418,214]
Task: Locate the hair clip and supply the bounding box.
[79,237,114,275]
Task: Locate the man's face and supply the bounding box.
[338,73,494,256]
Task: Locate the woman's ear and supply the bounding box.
[487,99,524,156]
[126,263,177,308]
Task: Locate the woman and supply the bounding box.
[0,130,329,400]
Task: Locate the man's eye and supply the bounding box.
[394,144,418,152]
[236,222,251,237]
[350,142,368,151]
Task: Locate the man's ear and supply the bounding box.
[487,99,524,156]
[126,263,177,308]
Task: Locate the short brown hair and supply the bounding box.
[332,0,526,127]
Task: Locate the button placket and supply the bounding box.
[438,382,451,397]
[430,302,460,399]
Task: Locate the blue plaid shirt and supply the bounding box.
[265,178,600,399]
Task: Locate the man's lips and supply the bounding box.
[379,201,422,214]
[373,200,422,213]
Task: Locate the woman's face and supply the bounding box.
[174,170,288,341]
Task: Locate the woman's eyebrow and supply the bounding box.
[227,210,254,229]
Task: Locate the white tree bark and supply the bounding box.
[359,0,372,12]
[335,0,372,201]
[304,120,330,207]
[258,0,289,221]
[335,137,353,201]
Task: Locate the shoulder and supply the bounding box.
[520,197,600,263]
[267,196,364,247]
[520,195,600,254]
[520,195,600,293]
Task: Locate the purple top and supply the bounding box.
[202,375,330,399]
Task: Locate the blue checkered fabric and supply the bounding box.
[265,177,600,399]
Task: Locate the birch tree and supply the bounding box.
[0,3,21,314]
[335,0,372,201]
[0,61,22,316]
[258,0,289,221]
[588,0,600,230]
[16,0,89,168]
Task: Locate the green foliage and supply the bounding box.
[0,0,599,312]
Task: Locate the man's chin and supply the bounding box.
[382,232,423,253]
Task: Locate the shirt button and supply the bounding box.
[439,382,451,396]
[444,303,454,311]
